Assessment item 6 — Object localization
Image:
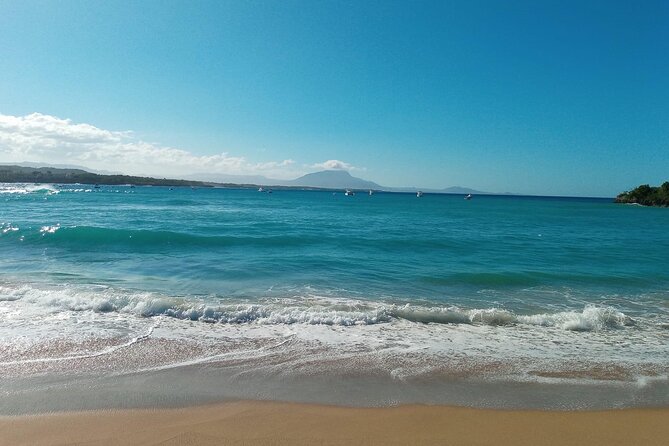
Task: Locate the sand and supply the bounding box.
[1,401,667,446]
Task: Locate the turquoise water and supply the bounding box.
[1,183,668,410]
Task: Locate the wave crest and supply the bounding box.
[0,183,59,195]
[0,284,638,332]
[517,306,635,331]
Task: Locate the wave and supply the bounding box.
[1,225,322,249]
[0,284,636,331]
[517,307,635,331]
[0,183,59,195]
[3,225,663,288]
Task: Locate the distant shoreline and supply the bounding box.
[1,163,620,198]
[615,182,669,207]
[0,164,212,188]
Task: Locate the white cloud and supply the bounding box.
[253,159,295,170]
[0,113,298,178]
[312,159,355,171]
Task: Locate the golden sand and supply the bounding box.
[1,401,666,446]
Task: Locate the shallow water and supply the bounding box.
[1,184,667,412]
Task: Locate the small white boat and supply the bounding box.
[345,189,355,196]
[258,187,264,192]
[369,190,374,196]
[416,191,423,197]
[464,194,472,200]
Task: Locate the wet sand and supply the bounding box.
[0,401,667,446]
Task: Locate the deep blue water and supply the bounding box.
[2,184,668,317]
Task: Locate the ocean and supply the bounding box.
[1,183,667,413]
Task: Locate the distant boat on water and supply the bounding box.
[258,187,265,192]
[416,191,423,197]
[369,190,374,196]
[464,194,472,200]
[345,189,355,196]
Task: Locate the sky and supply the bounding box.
[0,0,667,196]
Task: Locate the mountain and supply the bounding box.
[287,170,382,190]
[186,170,383,190]
[440,186,485,194]
[386,185,488,194]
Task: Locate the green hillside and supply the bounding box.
[615,182,669,207]
[0,165,211,187]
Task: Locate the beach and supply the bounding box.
[1,186,668,443]
[2,401,668,446]
[2,1,667,443]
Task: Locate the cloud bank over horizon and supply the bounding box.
[0,113,360,180]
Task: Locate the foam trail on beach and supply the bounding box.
[1,281,667,391]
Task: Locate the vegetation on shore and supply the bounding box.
[0,165,367,192]
[0,165,212,187]
[615,182,669,207]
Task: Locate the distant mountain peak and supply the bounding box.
[289,170,381,189]
[298,169,353,179]
[440,186,486,194]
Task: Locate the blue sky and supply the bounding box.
[0,0,667,196]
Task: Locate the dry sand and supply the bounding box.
[1,401,667,446]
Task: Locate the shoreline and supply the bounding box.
[1,400,667,446]
[3,359,667,415]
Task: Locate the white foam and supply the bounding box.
[0,284,639,332]
[61,188,93,193]
[0,323,158,366]
[39,224,61,234]
[0,183,59,195]
[517,305,635,331]
[1,282,667,389]
[1,223,19,234]
[634,374,668,388]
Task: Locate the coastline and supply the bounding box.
[3,187,669,443]
[1,401,667,446]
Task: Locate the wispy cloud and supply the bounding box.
[253,159,296,170]
[0,113,304,178]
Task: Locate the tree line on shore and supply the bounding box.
[615,182,669,207]
[0,165,210,187]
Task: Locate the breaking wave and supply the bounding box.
[0,183,59,195]
[0,284,636,331]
